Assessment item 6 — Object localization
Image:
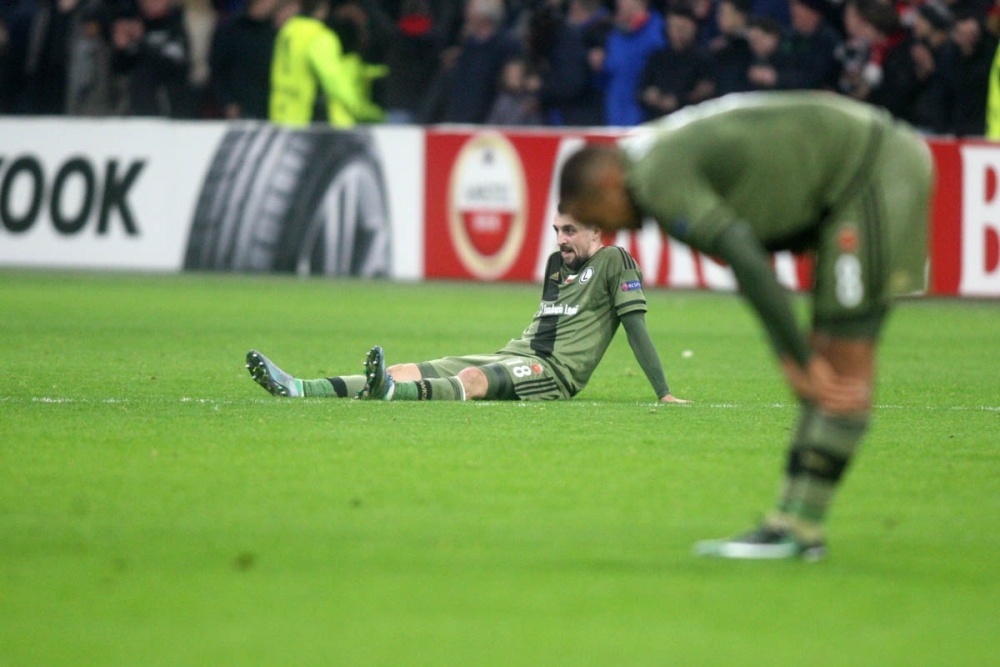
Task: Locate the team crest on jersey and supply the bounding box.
[580,267,594,284]
[621,280,642,291]
[530,364,543,374]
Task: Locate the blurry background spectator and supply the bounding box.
[184,0,216,115]
[600,0,665,125]
[524,1,598,125]
[486,53,542,123]
[709,0,754,94]
[836,0,904,106]
[565,0,613,124]
[903,0,959,133]
[383,0,441,123]
[425,0,517,123]
[951,9,996,135]
[780,0,841,90]
[111,0,195,117]
[328,0,388,125]
[23,0,113,115]
[746,15,791,89]
[1,0,37,113]
[209,0,278,119]
[639,3,715,118]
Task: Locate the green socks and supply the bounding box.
[771,403,869,542]
[392,377,466,401]
[301,375,466,400]
[302,375,366,398]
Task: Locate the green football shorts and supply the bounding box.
[812,121,932,339]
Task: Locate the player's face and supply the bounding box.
[554,214,601,271]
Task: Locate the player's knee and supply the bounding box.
[387,362,421,381]
[456,367,489,399]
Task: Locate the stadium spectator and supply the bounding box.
[745,15,792,90]
[565,0,614,125]
[247,211,689,404]
[522,2,596,126]
[688,0,720,48]
[21,0,113,115]
[429,0,518,124]
[898,0,960,133]
[110,0,195,117]
[558,91,933,560]
[835,0,905,108]
[268,0,383,125]
[1,0,37,113]
[709,0,754,95]
[184,0,217,116]
[486,54,542,124]
[639,3,715,118]
[209,0,279,119]
[600,0,666,125]
[327,0,389,126]
[779,0,843,90]
[987,33,1000,138]
[382,0,442,124]
[951,10,996,135]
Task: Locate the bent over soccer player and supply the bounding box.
[247,211,689,404]
[559,91,933,560]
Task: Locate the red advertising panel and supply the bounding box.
[929,138,1000,297]
[425,129,1000,297]
[425,130,572,281]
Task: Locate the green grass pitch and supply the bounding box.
[2,270,998,666]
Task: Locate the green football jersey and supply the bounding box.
[500,246,647,396]
[621,91,894,253]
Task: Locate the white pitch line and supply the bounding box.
[2,396,998,412]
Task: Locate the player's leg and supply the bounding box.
[246,348,408,399]
[360,350,556,401]
[766,331,879,549]
[360,350,505,401]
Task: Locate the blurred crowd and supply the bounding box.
[1,0,997,135]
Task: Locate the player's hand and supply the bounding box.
[782,356,869,413]
[660,394,691,404]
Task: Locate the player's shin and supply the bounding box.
[302,376,366,397]
[769,403,870,543]
[392,377,466,400]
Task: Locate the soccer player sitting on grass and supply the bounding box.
[557,91,933,561]
[247,211,689,404]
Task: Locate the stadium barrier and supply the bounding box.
[0,118,996,297]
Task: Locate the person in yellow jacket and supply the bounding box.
[269,0,383,126]
[987,38,1000,139]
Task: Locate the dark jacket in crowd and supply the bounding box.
[209,8,275,119]
[780,21,841,90]
[112,6,192,117]
[713,33,754,95]
[953,30,997,135]
[441,29,515,123]
[532,14,600,126]
[384,12,441,116]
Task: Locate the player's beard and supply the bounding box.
[562,249,588,272]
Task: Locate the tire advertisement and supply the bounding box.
[0,119,423,279]
[185,125,392,277]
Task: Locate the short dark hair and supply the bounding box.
[558,144,619,206]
